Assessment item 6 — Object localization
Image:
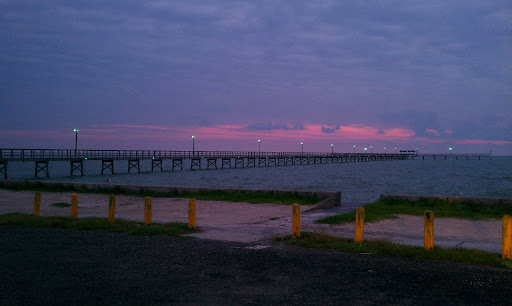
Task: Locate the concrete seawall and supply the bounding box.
[381,194,512,207]
[0,180,341,208]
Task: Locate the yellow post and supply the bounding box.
[144,196,152,225]
[71,193,78,218]
[292,203,300,239]
[33,192,41,216]
[502,215,512,260]
[188,199,196,229]
[108,195,116,223]
[354,207,365,243]
[424,210,434,250]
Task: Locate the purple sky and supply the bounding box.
[1,1,511,154]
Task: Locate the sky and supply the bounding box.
[1,1,511,154]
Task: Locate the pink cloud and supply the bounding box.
[1,123,510,152]
[425,129,440,136]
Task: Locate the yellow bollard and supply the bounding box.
[354,207,365,243]
[144,196,152,225]
[502,215,512,260]
[71,193,78,218]
[108,195,116,224]
[292,203,300,239]
[424,210,434,250]
[188,199,196,229]
[33,192,41,216]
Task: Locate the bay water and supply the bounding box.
[4,156,511,203]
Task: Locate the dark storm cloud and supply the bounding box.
[321,126,338,134]
[380,109,439,137]
[247,122,304,131]
[0,0,510,150]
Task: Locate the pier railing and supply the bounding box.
[0,148,416,161]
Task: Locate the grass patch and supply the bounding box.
[317,198,512,224]
[0,213,196,237]
[0,181,322,205]
[276,232,511,268]
[51,202,71,208]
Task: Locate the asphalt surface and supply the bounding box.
[1,226,511,305]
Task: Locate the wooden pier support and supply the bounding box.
[70,160,84,176]
[35,161,49,177]
[277,157,286,166]
[268,158,276,166]
[287,157,294,165]
[207,158,217,169]
[221,158,231,169]
[235,157,244,168]
[151,159,163,171]
[128,159,140,173]
[0,161,6,179]
[247,158,255,167]
[258,158,266,167]
[172,159,183,171]
[191,158,201,170]
[101,160,114,174]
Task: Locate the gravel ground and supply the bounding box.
[1,226,511,305]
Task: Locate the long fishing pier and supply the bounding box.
[0,148,490,179]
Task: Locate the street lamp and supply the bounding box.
[449,147,452,155]
[301,142,304,155]
[364,147,367,154]
[370,146,373,154]
[73,128,79,153]
[353,145,356,154]
[384,147,387,154]
[258,139,261,154]
[331,144,334,156]
[192,136,195,155]
[394,147,397,153]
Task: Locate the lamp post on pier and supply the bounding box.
[353,145,356,154]
[258,139,261,155]
[73,129,79,154]
[449,147,452,155]
[384,147,387,154]
[394,147,397,153]
[370,146,373,154]
[301,142,304,155]
[331,144,334,156]
[192,136,195,156]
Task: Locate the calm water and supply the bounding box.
[5,156,512,203]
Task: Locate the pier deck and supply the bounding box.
[0,148,490,179]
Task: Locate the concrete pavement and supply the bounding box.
[0,189,503,253]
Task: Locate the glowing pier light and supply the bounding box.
[73,128,79,153]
